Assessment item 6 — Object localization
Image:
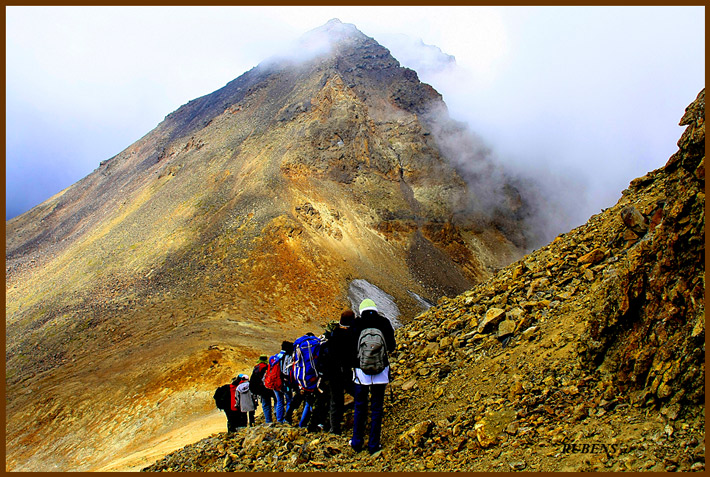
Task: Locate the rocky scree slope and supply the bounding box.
[5,20,525,472]
[143,90,704,472]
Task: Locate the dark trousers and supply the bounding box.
[327,377,347,434]
[302,388,329,431]
[225,409,247,431]
[351,383,386,452]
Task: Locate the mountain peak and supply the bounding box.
[310,17,360,35]
[4,17,531,472]
[251,18,373,76]
[160,19,440,141]
[295,17,370,53]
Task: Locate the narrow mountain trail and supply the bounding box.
[142,89,704,473]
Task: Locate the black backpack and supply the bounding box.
[318,334,337,379]
[213,384,231,410]
[250,363,268,396]
[321,327,351,379]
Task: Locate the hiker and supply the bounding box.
[235,374,257,427]
[291,332,329,432]
[267,341,294,424]
[296,388,312,427]
[213,376,247,432]
[349,299,396,454]
[321,310,356,435]
[284,386,304,425]
[283,341,303,425]
[284,337,315,425]
[300,374,330,432]
[250,355,274,425]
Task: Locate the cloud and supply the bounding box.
[264,18,363,67]
[5,6,705,230]
[376,33,457,78]
[373,6,705,247]
[372,29,588,248]
[5,6,292,220]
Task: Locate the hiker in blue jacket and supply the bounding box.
[291,332,329,432]
[349,299,396,454]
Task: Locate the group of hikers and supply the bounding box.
[213,298,396,454]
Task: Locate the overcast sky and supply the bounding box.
[6,6,705,235]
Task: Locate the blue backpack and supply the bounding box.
[293,335,321,392]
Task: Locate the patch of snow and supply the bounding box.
[348,279,402,328]
[408,290,435,311]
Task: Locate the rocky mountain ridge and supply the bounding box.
[143,89,704,472]
[6,20,529,472]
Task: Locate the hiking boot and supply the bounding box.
[349,439,364,453]
[368,445,382,455]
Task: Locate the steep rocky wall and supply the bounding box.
[579,88,704,406]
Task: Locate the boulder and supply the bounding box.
[620,205,649,236]
[578,248,605,265]
[506,307,524,321]
[399,420,433,447]
[474,409,516,448]
[242,428,266,449]
[478,308,506,334]
[497,320,517,339]
[439,336,453,349]
[422,342,440,358]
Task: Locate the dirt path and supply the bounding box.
[92,412,225,472]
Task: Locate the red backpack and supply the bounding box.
[263,351,285,391]
[229,383,239,411]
